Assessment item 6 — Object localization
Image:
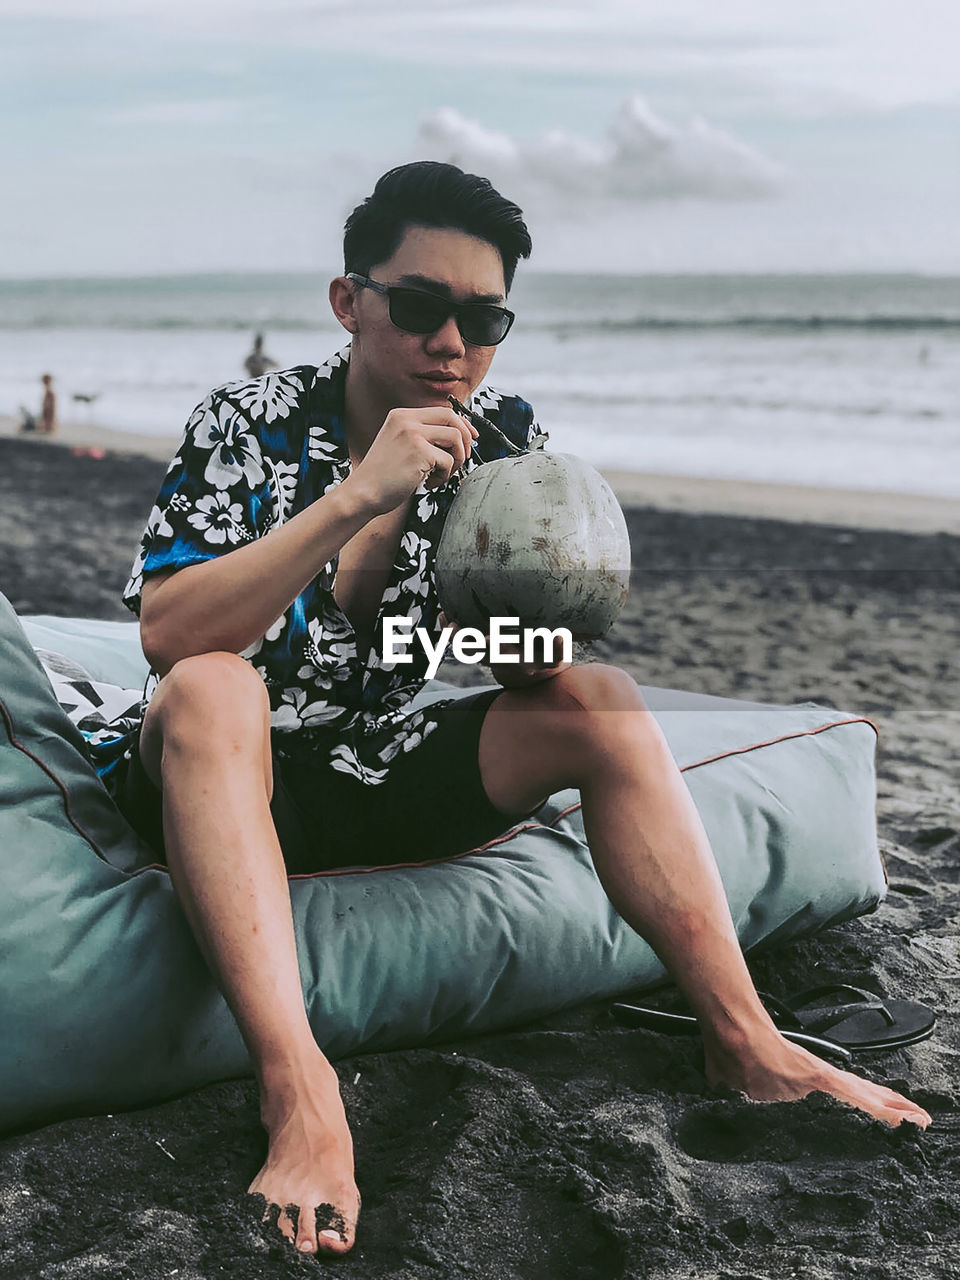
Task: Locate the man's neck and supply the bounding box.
[343,359,392,463]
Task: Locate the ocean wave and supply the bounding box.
[528,389,944,421]
[0,315,329,332]
[4,312,957,334]
[539,314,960,335]
[3,272,958,335]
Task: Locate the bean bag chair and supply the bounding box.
[1,592,885,1133]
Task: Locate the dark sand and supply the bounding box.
[1,434,959,1279]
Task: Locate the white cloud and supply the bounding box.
[417,97,783,204]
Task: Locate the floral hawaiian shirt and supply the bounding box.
[109,345,538,786]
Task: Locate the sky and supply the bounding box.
[2,0,959,277]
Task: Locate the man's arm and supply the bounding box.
[141,480,372,676]
[141,406,476,676]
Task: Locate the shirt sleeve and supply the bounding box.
[122,382,273,617]
[492,393,541,455]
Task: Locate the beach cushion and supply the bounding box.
[2,593,885,1133]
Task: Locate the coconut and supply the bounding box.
[435,452,631,637]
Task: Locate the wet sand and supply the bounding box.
[1,432,958,1279]
[5,410,959,534]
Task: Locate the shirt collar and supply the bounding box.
[310,345,352,480]
[310,344,502,483]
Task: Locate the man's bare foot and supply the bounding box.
[705,1024,932,1129]
[248,1057,361,1256]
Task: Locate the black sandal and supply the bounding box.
[756,983,936,1052]
[611,983,936,1060]
[610,998,854,1063]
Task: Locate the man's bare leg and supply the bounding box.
[138,652,360,1256]
[479,664,931,1129]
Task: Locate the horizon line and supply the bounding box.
[2,267,960,287]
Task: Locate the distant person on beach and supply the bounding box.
[21,374,58,435]
[40,373,57,436]
[101,162,930,1259]
[243,332,277,378]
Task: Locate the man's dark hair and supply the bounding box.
[344,161,532,292]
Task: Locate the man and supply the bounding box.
[112,162,928,1258]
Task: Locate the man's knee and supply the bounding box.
[541,663,647,717]
[144,651,271,756]
[530,664,666,776]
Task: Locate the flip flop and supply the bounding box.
[611,984,936,1060]
[610,1000,855,1063]
[756,983,936,1052]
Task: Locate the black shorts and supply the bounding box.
[115,689,530,874]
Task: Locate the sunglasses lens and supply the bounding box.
[388,290,450,335]
[386,288,513,345]
[459,307,512,346]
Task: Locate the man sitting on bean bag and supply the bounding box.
[91,160,929,1259]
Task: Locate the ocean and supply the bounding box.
[2,272,958,497]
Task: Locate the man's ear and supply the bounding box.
[329,276,359,334]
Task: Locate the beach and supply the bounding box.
[0,428,958,1278]
[4,271,959,499]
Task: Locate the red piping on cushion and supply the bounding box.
[0,697,877,882]
[289,715,879,880]
[287,816,557,880]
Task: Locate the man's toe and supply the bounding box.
[256,1197,281,1232]
[278,1202,301,1246]
[316,1202,354,1253]
[319,1227,347,1250]
[295,1204,318,1254]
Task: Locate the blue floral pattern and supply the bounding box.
[114,346,538,782]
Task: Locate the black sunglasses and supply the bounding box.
[347,273,515,347]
